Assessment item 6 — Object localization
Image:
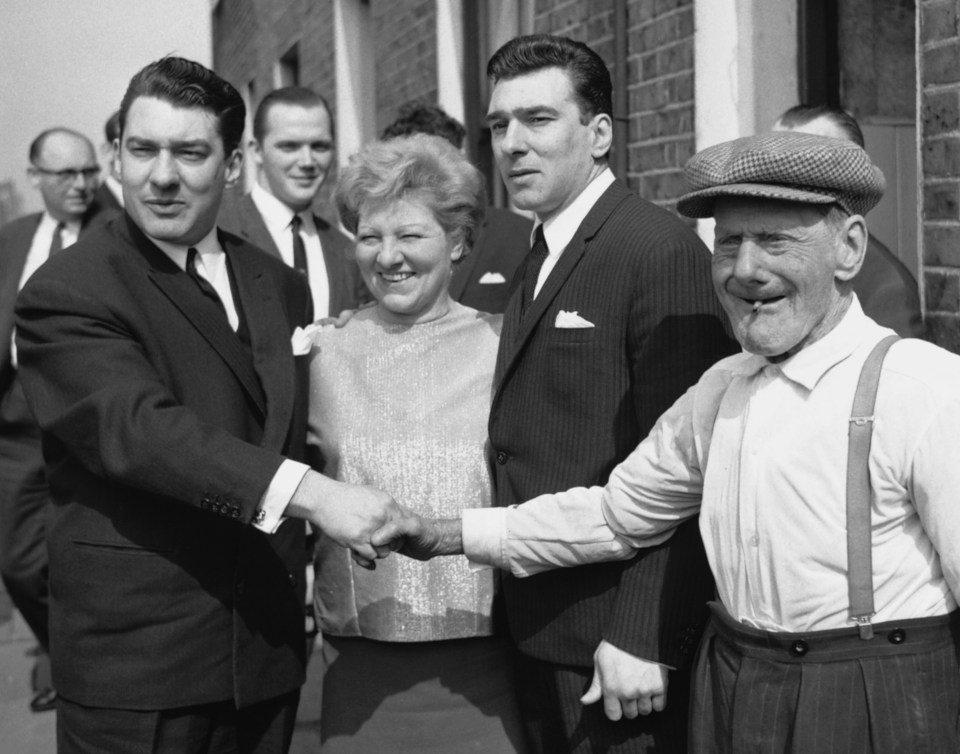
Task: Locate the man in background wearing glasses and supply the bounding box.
[0,127,115,713]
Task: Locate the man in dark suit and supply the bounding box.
[381,102,532,313]
[218,86,368,317]
[15,57,400,754]
[376,35,737,752]
[773,104,924,337]
[93,110,124,212]
[0,126,114,713]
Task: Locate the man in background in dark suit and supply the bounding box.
[379,35,735,753]
[381,102,532,313]
[0,126,113,713]
[219,86,368,317]
[15,57,400,753]
[94,110,124,211]
[773,104,924,338]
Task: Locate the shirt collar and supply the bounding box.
[534,168,615,256]
[731,296,880,390]
[250,182,314,235]
[150,225,222,271]
[40,211,81,237]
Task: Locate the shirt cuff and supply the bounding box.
[253,459,310,533]
[462,507,507,570]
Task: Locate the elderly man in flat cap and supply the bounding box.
[374,131,960,753]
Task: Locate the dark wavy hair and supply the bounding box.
[118,57,246,154]
[487,34,612,122]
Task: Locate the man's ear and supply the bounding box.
[224,148,243,187]
[27,166,41,190]
[590,112,613,161]
[835,214,868,283]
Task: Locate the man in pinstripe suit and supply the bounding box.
[450,35,734,753]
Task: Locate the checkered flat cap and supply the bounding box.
[677,131,885,218]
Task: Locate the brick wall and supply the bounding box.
[528,0,695,207]
[920,0,960,352]
[373,0,439,133]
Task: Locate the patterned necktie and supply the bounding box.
[521,225,549,317]
[48,222,65,257]
[290,215,308,276]
[186,247,227,317]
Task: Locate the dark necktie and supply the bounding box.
[521,225,549,317]
[290,215,308,276]
[48,222,65,257]
[186,247,227,317]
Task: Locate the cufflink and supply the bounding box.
[253,508,266,525]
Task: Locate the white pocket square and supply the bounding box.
[478,271,507,285]
[291,323,325,355]
[554,310,595,329]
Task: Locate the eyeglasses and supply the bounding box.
[31,165,101,183]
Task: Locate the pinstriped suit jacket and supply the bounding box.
[489,179,738,669]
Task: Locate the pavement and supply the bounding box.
[0,585,326,752]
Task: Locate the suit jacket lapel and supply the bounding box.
[225,236,296,450]
[0,214,42,376]
[237,194,282,259]
[129,219,269,419]
[493,181,631,392]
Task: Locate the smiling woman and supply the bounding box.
[304,134,527,753]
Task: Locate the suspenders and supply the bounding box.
[846,334,900,639]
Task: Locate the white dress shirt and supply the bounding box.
[11,213,82,367]
[17,212,81,292]
[250,183,331,317]
[464,299,960,633]
[531,168,615,298]
[152,227,309,533]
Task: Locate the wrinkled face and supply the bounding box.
[119,96,240,246]
[486,67,609,222]
[712,198,854,360]
[29,132,99,222]
[355,197,462,325]
[254,104,333,212]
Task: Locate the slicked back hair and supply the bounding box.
[776,104,865,149]
[381,103,466,149]
[29,127,92,164]
[252,86,333,143]
[118,56,246,155]
[487,34,613,123]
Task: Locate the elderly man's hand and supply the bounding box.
[580,640,669,720]
[371,515,463,560]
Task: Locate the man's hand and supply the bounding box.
[285,471,403,565]
[580,640,668,720]
[371,515,463,560]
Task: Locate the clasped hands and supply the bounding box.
[285,470,451,569]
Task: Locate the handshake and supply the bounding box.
[285,470,461,568]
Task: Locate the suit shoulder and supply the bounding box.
[0,212,42,242]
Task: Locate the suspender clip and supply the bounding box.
[849,415,875,427]
[853,614,875,640]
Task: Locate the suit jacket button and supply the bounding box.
[287,572,297,587]
[789,639,808,657]
[495,451,508,465]
[230,507,240,518]
[236,579,245,596]
[887,628,906,645]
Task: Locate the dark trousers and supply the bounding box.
[0,376,50,650]
[57,690,301,754]
[691,602,960,754]
[515,651,690,753]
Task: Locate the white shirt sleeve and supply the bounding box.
[252,459,310,533]
[462,387,706,576]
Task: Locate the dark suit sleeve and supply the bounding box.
[602,228,737,666]
[14,274,286,522]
